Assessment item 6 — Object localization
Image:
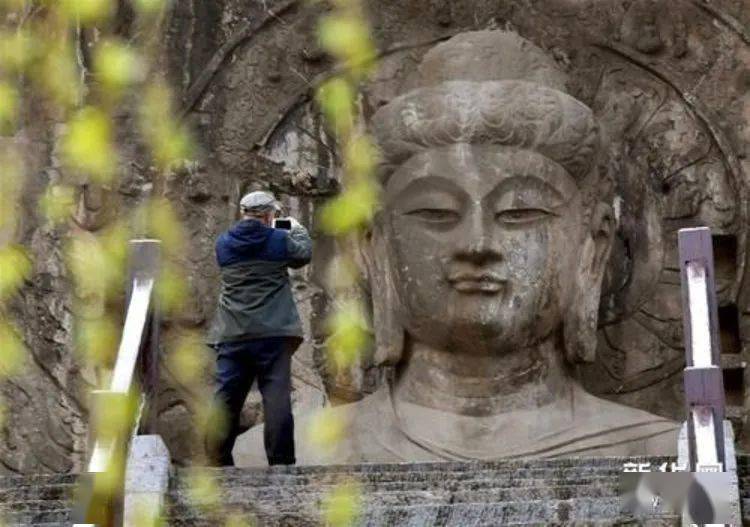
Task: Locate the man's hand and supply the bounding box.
[288,217,304,231]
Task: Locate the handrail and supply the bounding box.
[72,239,162,527]
[678,227,727,472]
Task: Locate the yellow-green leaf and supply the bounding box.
[0,150,23,233]
[61,107,117,182]
[35,43,81,109]
[146,198,185,254]
[66,230,126,304]
[0,244,31,300]
[95,40,144,91]
[316,78,354,138]
[92,391,138,440]
[60,0,114,25]
[318,14,376,74]
[322,482,362,527]
[167,331,211,385]
[0,82,18,132]
[0,30,35,72]
[326,302,368,370]
[0,0,27,12]
[39,185,76,224]
[306,407,347,451]
[0,321,25,377]
[319,181,378,235]
[132,0,165,16]
[344,135,380,181]
[154,262,186,314]
[76,315,119,368]
[185,468,221,511]
[139,82,193,168]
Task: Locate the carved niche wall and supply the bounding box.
[5,0,750,474]
[157,0,750,460]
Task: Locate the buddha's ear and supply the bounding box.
[563,202,615,363]
[354,220,404,366]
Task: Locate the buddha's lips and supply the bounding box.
[447,272,506,294]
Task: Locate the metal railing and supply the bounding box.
[72,239,161,527]
[678,227,727,472]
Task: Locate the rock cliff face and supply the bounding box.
[4,0,750,473]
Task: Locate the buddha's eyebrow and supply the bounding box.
[387,175,466,203]
[484,175,567,204]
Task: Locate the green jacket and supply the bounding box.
[207,219,312,345]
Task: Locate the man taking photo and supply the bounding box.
[205,190,312,466]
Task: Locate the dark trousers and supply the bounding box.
[205,337,295,466]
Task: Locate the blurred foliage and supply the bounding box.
[166,330,212,385]
[185,467,222,513]
[0,148,23,232]
[39,184,76,224]
[326,300,369,371]
[60,0,115,25]
[312,1,379,524]
[0,321,26,377]
[94,39,145,95]
[225,513,255,527]
[61,106,117,182]
[0,0,381,524]
[306,407,347,453]
[0,244,31,300]
[0,81,18,132]
[139,80,193,169]
[132,501,166,527]
[322,482,362,527]
[0,0,196,521]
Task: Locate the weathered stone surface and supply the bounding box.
[235,28,683,465]
[6,0,750,472]
[13,454,750,525]
[166,457,682,526]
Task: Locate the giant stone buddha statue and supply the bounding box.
[234,30,679,465]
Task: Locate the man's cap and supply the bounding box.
[240,191,281,212]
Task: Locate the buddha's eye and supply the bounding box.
[495,208,553,225]
[405,208,461,223]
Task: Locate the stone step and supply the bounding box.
[168,473,622,502]
[0,473,76,489]
[0,483,75,503]
[168,481,622,516]
[181,456,672,479]
[166,497,679,526]
[5,524,71,527]
[0,499,71,513]
[169,464,633,491]
[0,508,70,525]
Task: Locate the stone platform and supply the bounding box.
[4,456,750,525]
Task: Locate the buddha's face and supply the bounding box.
[381,143,588,355]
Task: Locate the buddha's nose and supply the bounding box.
[453,204,501,265]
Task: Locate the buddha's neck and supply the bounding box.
[393,336,575,416]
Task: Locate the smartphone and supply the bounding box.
[274,218,292,230]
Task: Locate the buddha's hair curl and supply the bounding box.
[371,80,600,184]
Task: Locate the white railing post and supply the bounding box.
[678,227,726,472]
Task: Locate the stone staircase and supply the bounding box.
[6,456,750,525]
[165,457,681,526]
[0,473,75,526]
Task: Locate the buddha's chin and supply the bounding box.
[410,317,542,355]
